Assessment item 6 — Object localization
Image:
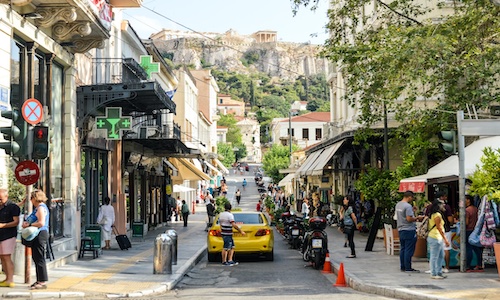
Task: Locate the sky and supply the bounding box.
[122,0,330,45]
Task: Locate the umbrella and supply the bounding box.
[173,185,196,192]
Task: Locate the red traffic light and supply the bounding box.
[34,126,48,141]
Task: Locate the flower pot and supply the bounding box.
[493,242,500,278]
[413,237,427,258]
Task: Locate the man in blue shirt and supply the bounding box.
[396,191,424,273]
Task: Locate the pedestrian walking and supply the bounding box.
[341,196,357,258]
[0,189,21,287]
[242,179,247,191]
[219,203,245,266]
[176,196,182,221]
[301,198,310,219]
[396,190,424,273]
[235,189,241,205]
[181,200,190,227]
[427,199,450,279]
[205,199,216,231]
[22,189,50,289]
[97,196,115,250]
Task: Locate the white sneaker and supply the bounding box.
[442,268,449,273]
[425,270,431,274]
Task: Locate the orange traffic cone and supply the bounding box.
[334,263,348,287]
[322,251,332,273]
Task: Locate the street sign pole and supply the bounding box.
[457,111,466,273]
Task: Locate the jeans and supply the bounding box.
[427,236,444,276]
[466,230,483,268]
[345,226,356,256]
[399,230,417,271]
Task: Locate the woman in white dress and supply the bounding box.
[97,197,115,250]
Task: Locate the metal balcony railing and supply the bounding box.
[91,58,148,85]
[127,116,181,140]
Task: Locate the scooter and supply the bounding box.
[289,215,305,250]
[301,216,328,270]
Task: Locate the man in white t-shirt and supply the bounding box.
[219,203,245,266]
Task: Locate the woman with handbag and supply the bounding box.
[341,196,357,258]
[427,200,450,279]
[21,190,50,290]
[465,195,483,272]
[97,197,115,250]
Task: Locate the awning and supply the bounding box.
[307,140,344,176]
[297,150,323,176]
[204,161,222,176]
[214,158,229,175]
[278,173,295,186]
[399,136,500,192]
[169,158,211,182]
[173,184,196,192]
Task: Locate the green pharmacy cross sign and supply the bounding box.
[95,107,132,140]
[140,55,160,79]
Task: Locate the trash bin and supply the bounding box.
[153,233,172,274]
[165,229,177,265]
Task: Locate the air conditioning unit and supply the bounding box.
[139,126,160,139]
[490,106,500,116]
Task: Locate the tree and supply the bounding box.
[217,114,243,145]
[294,0,499,182]
[468,147,500,201]
[217,143,236,167]
[262,144,299,183]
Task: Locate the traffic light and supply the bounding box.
[32,125,49,160]
[438,130,456,154]
[0,110,21,156]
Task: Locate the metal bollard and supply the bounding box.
[153,234,172,274]
[165,229,178,265]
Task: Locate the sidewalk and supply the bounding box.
[3,209,209,299]
[325,224,500,300]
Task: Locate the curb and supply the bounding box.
[331,261,447,300]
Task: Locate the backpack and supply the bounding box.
[416,216,435,239]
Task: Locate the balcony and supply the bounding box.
[1,0,141,53]
[77,57,176,138]
[91,58,149,84]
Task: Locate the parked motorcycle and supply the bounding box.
[326,210,339,226]
[301,216,328,270]
[288,214,305,250]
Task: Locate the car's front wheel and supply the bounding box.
[207,251,219,262]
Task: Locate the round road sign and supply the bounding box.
[15,160,40,186]
[22,98,43,125]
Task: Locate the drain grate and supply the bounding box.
[402,284,443,290]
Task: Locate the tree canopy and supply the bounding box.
[293,0,499,180]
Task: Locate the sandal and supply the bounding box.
[30,282,47,290]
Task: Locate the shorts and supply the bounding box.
[444,231,452,250]
[0,237,17,255]
[222,235,235,250]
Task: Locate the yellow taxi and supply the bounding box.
[207,211,274,262]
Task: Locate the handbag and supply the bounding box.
[480,222,496,247]
[468,212,485,248]
[98,216,108,225]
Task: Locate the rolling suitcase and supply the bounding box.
[113,226,131,250]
